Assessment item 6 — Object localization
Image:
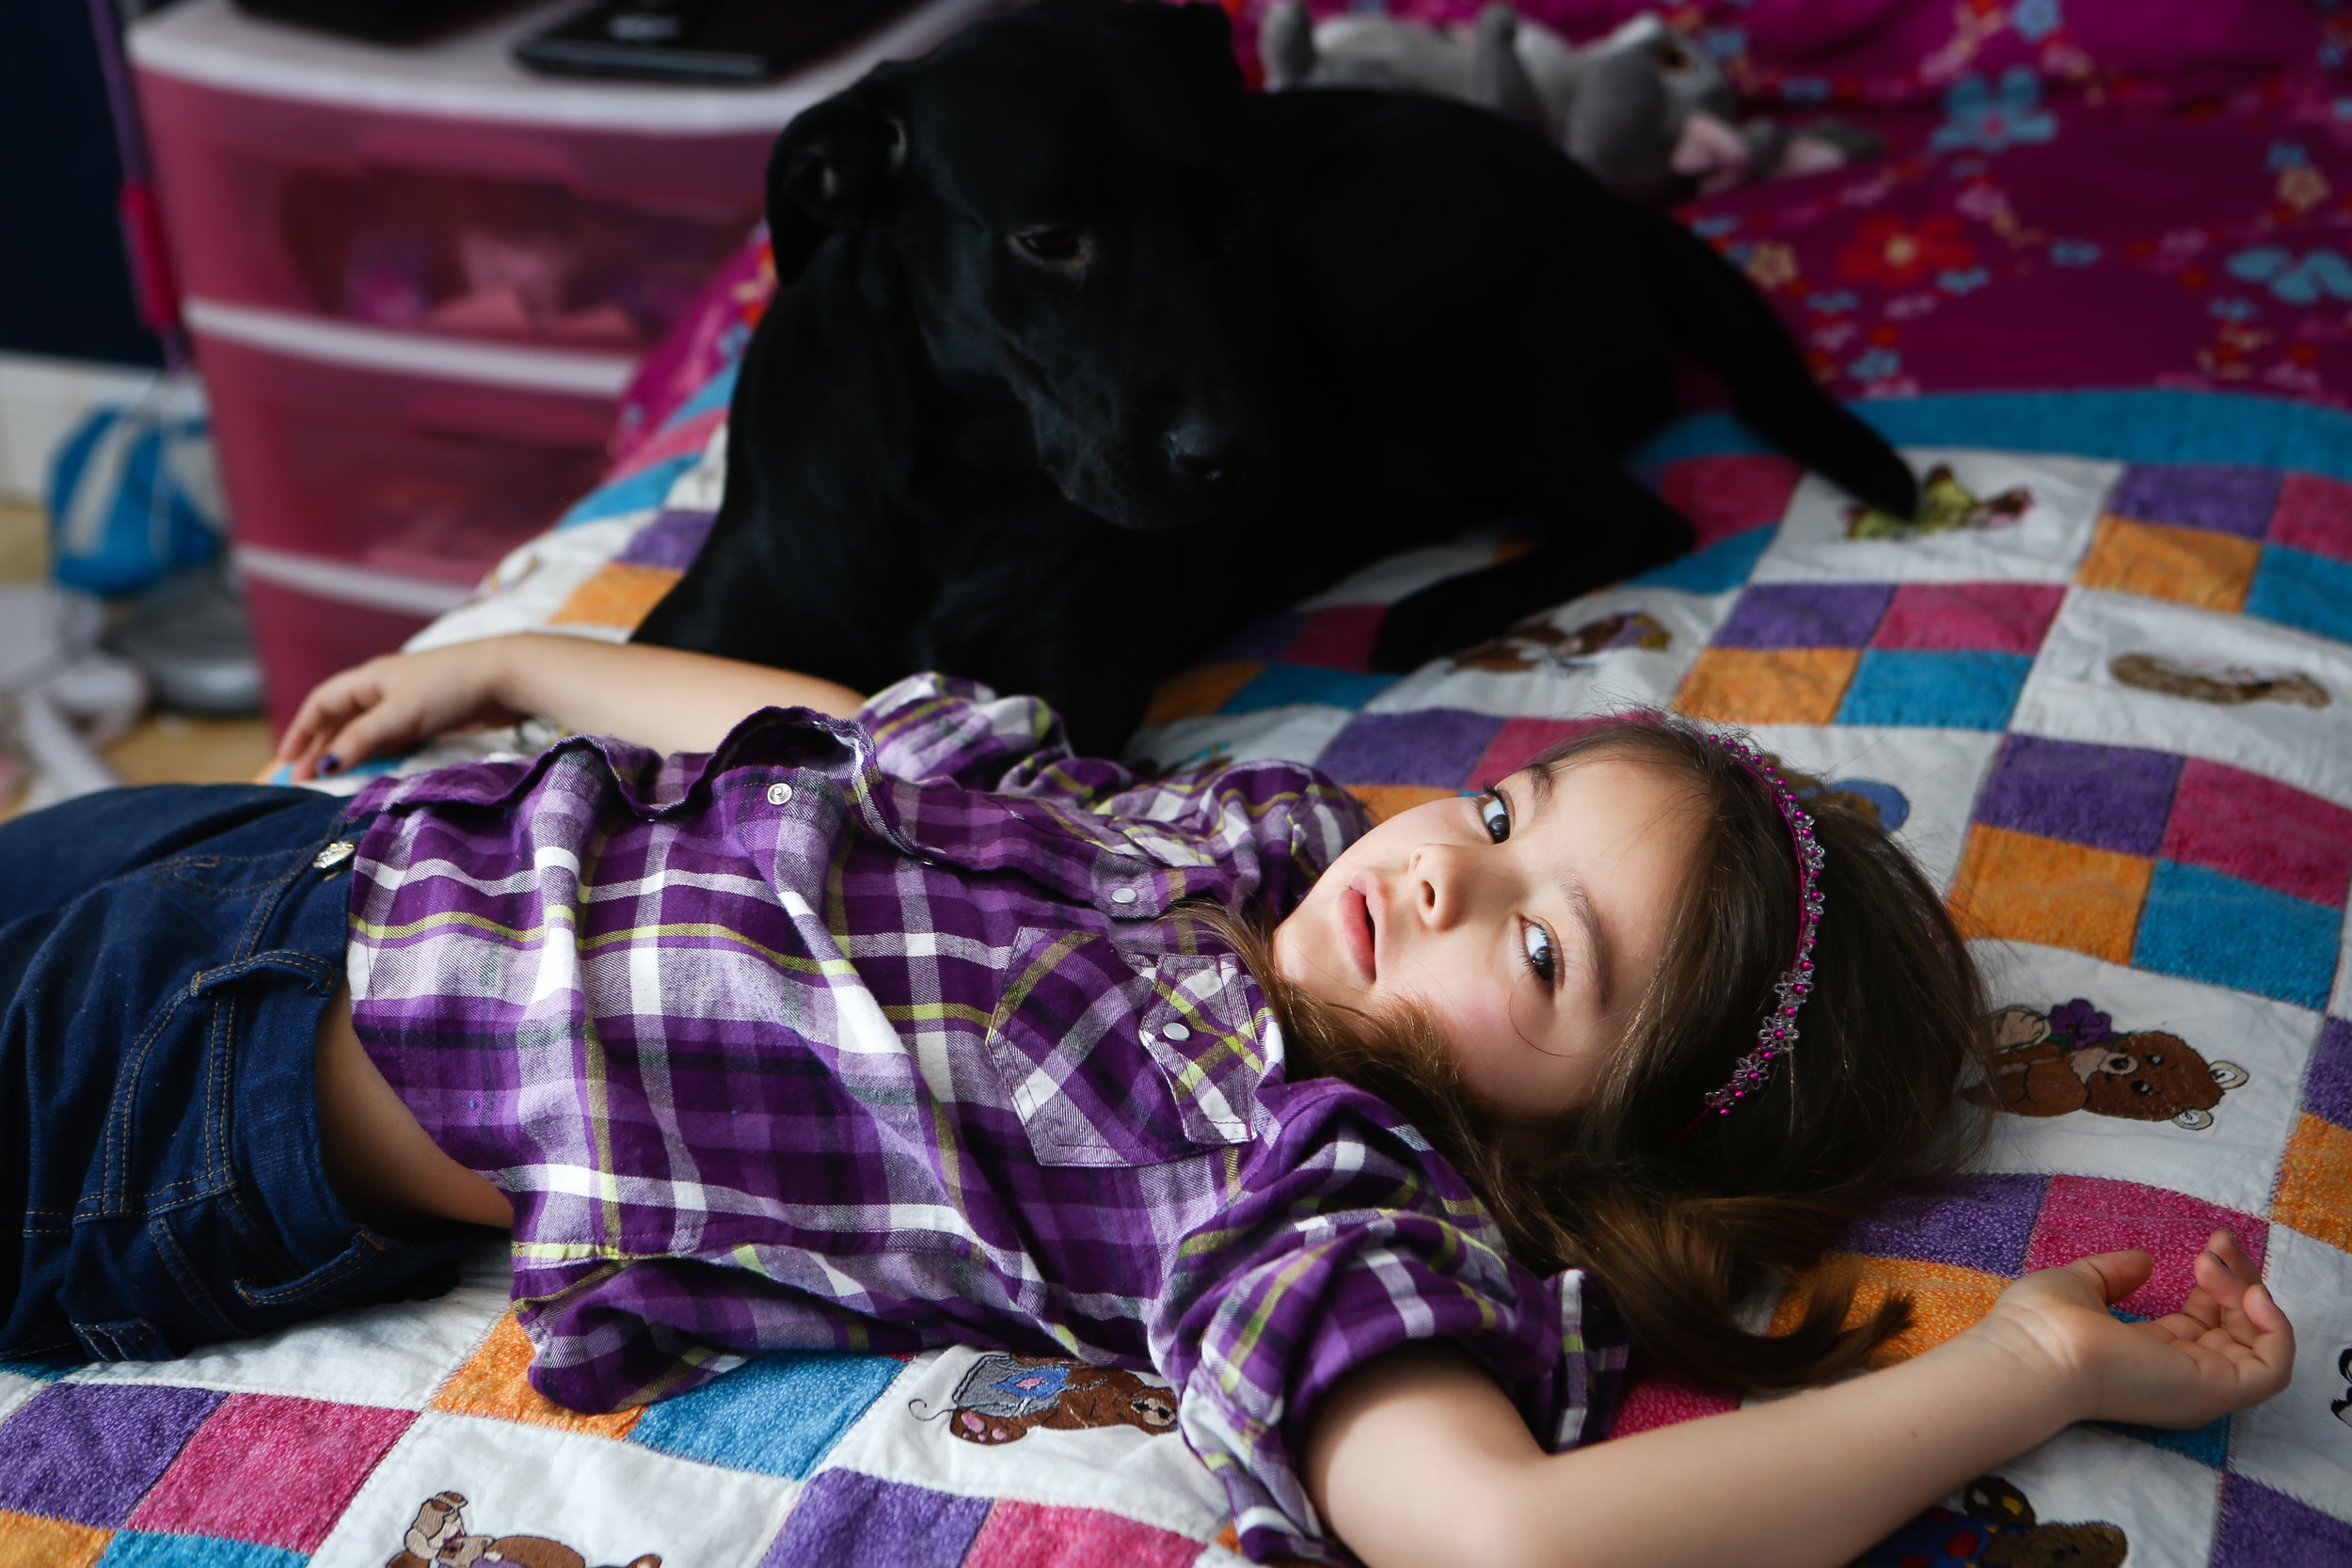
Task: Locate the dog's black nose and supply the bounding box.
[1167,423,1263,487]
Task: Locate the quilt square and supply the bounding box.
[1758,450,2116,586]
[2212,1472,2352,1568]
[0,1510,109,1568]
[2267,470,2352,563]
[1629,526,1774,595]
[1345,784,1454,824]
[1713,582,1895,648]
[1144,664,1263,728]
[2300,1016,2352,1128]
[762,1471,991,1568]
[128,1395,413,1553]
[1947,825,2153,966]
[2160,758,2352,910]
[1973,735,2182,859]
[1836,1172,2049,1276]
[613,508,718,571]
[0,1384,225,1528]
[1836,650,2031,730]
[2074,515,2261,613]
[2270,1112,2352,1250]
[1606,1378,1740,1436]
[546,563,682,633]
[429,1314,643,1438]
[2020,1177,2265,1319]
[1675,647,1861,725]
[1869,581,2065,653]
[2106,463,2281,539]
[2221,1223,2352,1524]
[2245,544,2352,644]
[1469,716,1617,790]
[628,1351,903,1480]
[2132,860,2339,1010]
[1770,1256,2006,1369]
[96,1535,305,1568]
[1655,453,1804,546]
[1315,709,1502,788]
[1283,606,1384,672]
[1223,665,1396,717]
[962,1500,1200,1568]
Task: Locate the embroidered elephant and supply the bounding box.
[914,1352,1179,1445]
[386,1492,660,1568]
[1850,1474,2126,1568]
[1971,1000,2247,1129]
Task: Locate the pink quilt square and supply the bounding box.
[2267,470,2352,563]
[2022,1177,2265,1320]
[1608,1376,1741,1436]
[962,1500,1200,1568]
[2161,756,2352,910]
[1469,715,1618,790]
[1284,604,1385,673]
[1871,582,2066,654]
[1658,454,1804,548]
[128,1393,414,1553]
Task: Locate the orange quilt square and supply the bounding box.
[2075,515,2260,612]
[0,1513,109,1568]
[548,562,685,632]
[429,1313,643,1437]
[1675,647,1861,726]
[1947,823,2153,965]
[1346,784,1454,823]
[2271,1112,2352,1251]
[1143,662,1263,728]
[1771,1254,2008,1369]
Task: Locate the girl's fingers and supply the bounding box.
[2071,1248,2154,1306]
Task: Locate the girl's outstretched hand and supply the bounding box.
[275,642,526,782]
[1975,1230,2295,1432]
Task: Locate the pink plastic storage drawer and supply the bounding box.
[135,71,765,353]
[241,577,439,732]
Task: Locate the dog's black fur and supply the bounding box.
[633,0,1915,753]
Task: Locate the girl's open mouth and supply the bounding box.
[1340,880,1378,982]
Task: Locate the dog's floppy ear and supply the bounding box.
[767,87,906,285]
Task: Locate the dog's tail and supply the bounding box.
[1629,204,1918,518]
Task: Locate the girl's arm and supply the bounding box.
[1303,1233,2293,1568]
[275,634,866,780]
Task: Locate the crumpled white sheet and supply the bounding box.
[0,584,149,811]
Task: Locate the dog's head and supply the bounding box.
[767,0,1277,530]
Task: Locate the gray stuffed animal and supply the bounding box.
[1260,3,1881,205]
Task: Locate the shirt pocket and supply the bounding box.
[984,929,1269,1168]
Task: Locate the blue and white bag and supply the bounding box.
[46,393,226,596]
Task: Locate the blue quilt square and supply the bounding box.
[628,1351,904,1479]
[2245,544,2352,643]
[1222,663,1398,716]
[2132,861,2341,1010]
[99,1537,305,1568]
[1836,650,2031,729]
[1629,526,1774,594]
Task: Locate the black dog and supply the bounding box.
[633,0,1915,753]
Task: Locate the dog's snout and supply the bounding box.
[1166,422,1264,488]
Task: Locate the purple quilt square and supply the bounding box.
[1973,735,2183,859]
[614,508,717,571]
[1837,1172,2049,1276]
[760,1470,993,1568]
[2213,1473,2352,1568]
[2303,1016,2352,1130]
[1714,583,1894,649]
[0,1383,226,1528]
[2107,464,2281,539]
[1316,709,1502,789]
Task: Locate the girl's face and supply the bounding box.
[1272,754,1705,1121]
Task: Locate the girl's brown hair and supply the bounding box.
[1211,713,1993,1392]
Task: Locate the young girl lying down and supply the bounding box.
[1,634,2291,1568]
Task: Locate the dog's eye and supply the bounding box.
[1657,39,1693,72]
[1012,228,1089,267]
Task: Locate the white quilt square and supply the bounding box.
[1964,943,2315,1217]
[1755,449,2120,586]
[1964,1424,2221,1568]
[1125,704,1357,776]
[2226,1223,2352,1526]
[1739,724,2004,896]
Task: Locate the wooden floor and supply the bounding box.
[0,495,277,820]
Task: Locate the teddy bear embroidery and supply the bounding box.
[1851,1475,2127,1568]
[1844,464,2031,540]
[1971,1000,2248,1130]
[1451,610,1671,672]
[912,1353,1179,1446]
[386,1492,660,1568]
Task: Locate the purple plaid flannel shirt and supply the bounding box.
[344,674,1622,1562]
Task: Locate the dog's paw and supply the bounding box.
[1371,574,1519,672]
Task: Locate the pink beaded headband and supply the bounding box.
[1692,732,1825,1122]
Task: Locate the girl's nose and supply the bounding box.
[1407,843,1472,929]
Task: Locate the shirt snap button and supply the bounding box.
[1160,1022,1191,1041]
[1109,887,1139,905]
[767,783,794,806]
[312,841,355,871]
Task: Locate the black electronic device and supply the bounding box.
[230,0,516,44]
[515,0,921,83]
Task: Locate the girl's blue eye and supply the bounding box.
[1522,921,1557,987]
[1480,790,1511,843]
